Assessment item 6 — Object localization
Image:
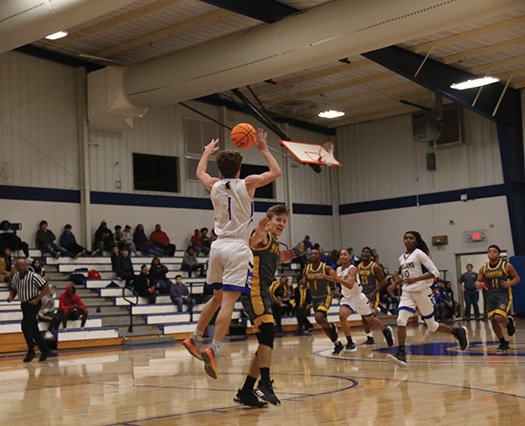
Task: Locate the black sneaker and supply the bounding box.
[344,341,357,352]
[23,352,36,363]
[496,341,510,353]
[387,348,407,367]
[330,323,338,342]
[383,326,394,347]
[507,316,516,337]
[234,389,268,408]
[255,380,281,406]
[39,351,51,362]
[362,336,375,345]
[332,341,344,355]
[453,326,469,351]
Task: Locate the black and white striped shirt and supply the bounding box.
[11,271,47,303]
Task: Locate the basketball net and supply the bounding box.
[319,141,338,166]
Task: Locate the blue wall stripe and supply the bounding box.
[90,191,213,210]
[293,203,333,216]
[339,184,506,215]
[0,185,80,203]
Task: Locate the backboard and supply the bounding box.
[280,140,342,167]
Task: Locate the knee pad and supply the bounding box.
[397,309,411,327]
[256,322,275,349]
[425,316,439,332]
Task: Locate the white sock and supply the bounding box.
[194,332,203,341]
[366,332,373,338]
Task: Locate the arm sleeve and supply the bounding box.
[59,293,72,311]
[74,294,86,310]
[417,250,440,278]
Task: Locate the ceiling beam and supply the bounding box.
[95,9,234,58]
[327,105,418,128]
[197,0,299,23]
[468,55,525,75]
[328,82,421,109]
[442,35,525,64]
[411,15,525,54]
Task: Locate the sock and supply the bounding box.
[366,332,373,338]
[211,339,222,352]
[194,332,203,341]
[242,375,257,393]
[499,337,507,344]
[346,335,353,343]
[398,345,405,352]
[260,367,270,383]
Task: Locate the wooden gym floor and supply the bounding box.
[1,319,524,425]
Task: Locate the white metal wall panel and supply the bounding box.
[0,52,79,189]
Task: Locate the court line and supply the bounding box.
[103,373,359,425]
[313,348,525,364]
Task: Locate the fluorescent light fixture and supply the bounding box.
[318,109,345,118]
[45,31,68,40]
[450,76,499,90]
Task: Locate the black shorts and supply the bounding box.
[486,291,511,318]
[241,284,274,333]
[312,295,332,314]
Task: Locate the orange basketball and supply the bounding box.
[231,123,256,149]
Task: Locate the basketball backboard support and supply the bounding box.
[280,140,342,166]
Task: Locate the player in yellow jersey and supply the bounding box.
[476,244,520,352]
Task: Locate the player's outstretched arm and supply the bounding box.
[245,129,281,197]
[250,217,269,248]
[196,138,220,191]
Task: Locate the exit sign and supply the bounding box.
[464,230,487,242]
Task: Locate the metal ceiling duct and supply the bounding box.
[122,0,523,108]
[0,0,138,54]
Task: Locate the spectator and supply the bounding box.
[36,220,74,259]
[181,246,205,277]
[121,225,137,255]
[110,246,120,271]
[93,220,115,254]
[132,265,157,304]
[133,224,163,257]
[294,278,312,334]
[444,280,461,318]
[303,235,314,251]
[38,284,61,339]
[0,247,14,283]
[459,263,481,321]
[59,224,90,259]
[200,227,212,249]
[59,284,88,328]
[325,249,340,270]
[114,225,123,245]
[170,275,195,313]
[0,220,30,258]
[270,277,288,333]
[149,257,173,294]
[113,246,134,285]
[282,277,294,316]
[29,258,46,278]
[190,229,209,256]
[433,284,453,323]
[386,272,401,315]
[294,240,308,268]
[347,247,360,265]
[150,224,176,256]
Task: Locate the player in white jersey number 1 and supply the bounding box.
[183,129,281,379]
[387,231,469,367]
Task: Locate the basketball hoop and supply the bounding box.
[319,141,338,166]
[280,140,342,167]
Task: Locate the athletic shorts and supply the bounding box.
[398,287,435,319]
[241,284,274,333]
[340,293,373,317]
[486,291,512,318]
[312,295,332,314]
[206,239,253,295]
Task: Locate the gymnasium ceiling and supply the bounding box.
[26,0,525,129]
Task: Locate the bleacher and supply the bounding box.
[0,249,364,352]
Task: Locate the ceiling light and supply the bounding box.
[450,76,499,90]
[318,110,345,119]
[45,31,68,40]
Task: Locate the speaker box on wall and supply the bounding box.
[426,152,436,171]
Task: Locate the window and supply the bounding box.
[133,153,179,193]
[240,164,275,199]
[184,118,220,181]
[186,158,219,181]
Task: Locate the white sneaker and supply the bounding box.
[44,331,54,340]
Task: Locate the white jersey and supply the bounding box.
[210,178,254,243]
[398,248,439,292]
[337,264,361,298]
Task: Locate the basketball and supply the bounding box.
[231,123,256,149]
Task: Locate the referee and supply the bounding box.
[7,259,51,362]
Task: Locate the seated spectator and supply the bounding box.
[114,225,123,245]
[347,247,360,265]
[150,224,176,256]
[294,241,308,268]
[36,220,74,258]
[433,284,453,323]
[121,225,137,255]
[0,247,13,283]
[0,220,30,258]
[444,280,461,318]
[386,272,401,315]
[303,235,314,251]
[29,258,46,278]
[200,227,211,250]
[293,278,312,334]
[181,246,205,277]
[38,284,61,338]
[93,220,115,254]
[149,257,172,294]
[59,224,90,259]
[110,246,119,271]
[59,284,88,328]
[190,229,209,257]
[133,224,164,257]
[132,264,157,304]
[113,246,134,285]
[170,275,195,313]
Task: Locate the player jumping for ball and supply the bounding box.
[183,129,281,379]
